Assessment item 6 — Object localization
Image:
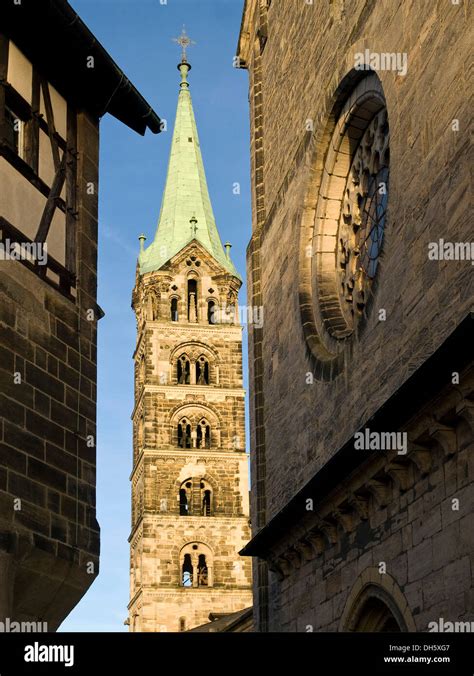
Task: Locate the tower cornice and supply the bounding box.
[131,384,245,420]
[129,447,248,483]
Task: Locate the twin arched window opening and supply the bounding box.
[179,478,213,516]
[180,543,212,587]
[182,553,208,586]
[177,417,211,449]
[169,291,218,325]
[177,354,209,385]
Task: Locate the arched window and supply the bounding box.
[170,297,178,322]
[179,480,192,516]
[200,480,212,516]
[196,356,209,385]
[177,355,191,384]
[196,419,211,449]
[208,300,217,325]
[182,554,193,587]
[179,489,188,515]
[180,543,213,588]
[197,554,208,586]
[187,279,198,322]
[179,617,186,632]
[177,418,192,448]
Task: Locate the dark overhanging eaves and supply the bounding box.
[0,0,162,136]
[240,312,474,558]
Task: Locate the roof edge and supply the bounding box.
[0,0,162,136]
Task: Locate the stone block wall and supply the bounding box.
[0,111,100,629]
[238,0,473,631]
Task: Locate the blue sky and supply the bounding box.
[60,0,250,632]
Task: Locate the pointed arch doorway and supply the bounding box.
[351,594,402,632]
[339,569,416,633]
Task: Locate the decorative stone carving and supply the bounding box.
[335,107,389,335]
[299,75,390,379]
[145,288,160,321]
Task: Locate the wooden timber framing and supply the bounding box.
[41,77,60,170]
[34,150,67,244]
[0,215,75,299]
[0,140,66,213]
[24,67,40,172]
[0,35,78,290]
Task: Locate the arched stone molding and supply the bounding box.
[339,567,416,632]
[169,401,222,429]
[170,341,219,364]
[298,67,390,380]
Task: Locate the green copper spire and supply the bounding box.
[139,40,240,279]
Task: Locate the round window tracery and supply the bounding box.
[335,107,389,335]
[299,73,390,379]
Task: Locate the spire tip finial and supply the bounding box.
[172,25,196,65]
[173,27,196,87]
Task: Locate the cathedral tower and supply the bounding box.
[128,44,252,632]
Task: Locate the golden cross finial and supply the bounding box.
[173,26,196,62]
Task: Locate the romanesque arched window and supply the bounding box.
[180,543,213,588]
[177,418,192,448]
[208,300,217,325]
[170,297,178,322]
[200,479,213,516]
[182,554,193,587]
[179,479,191,516]
[196,355,209,385]
[178,478,214,516]
[177,354,191,384]
[196,418,211,449]
[197,554,208,586]
[172,406,218,449]
[187,278,198,322]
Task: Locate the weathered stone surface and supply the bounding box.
[0,108,101,630]
[238,0,473,632]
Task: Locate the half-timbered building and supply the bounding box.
[0,0,161,629]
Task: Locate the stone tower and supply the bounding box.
[127,47,252,632]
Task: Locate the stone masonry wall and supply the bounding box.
[239,0,473,631]
[243,0,472,526]
[0,111,100,629]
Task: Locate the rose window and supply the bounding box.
[336,108,389,333]
[299,74,390,378]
